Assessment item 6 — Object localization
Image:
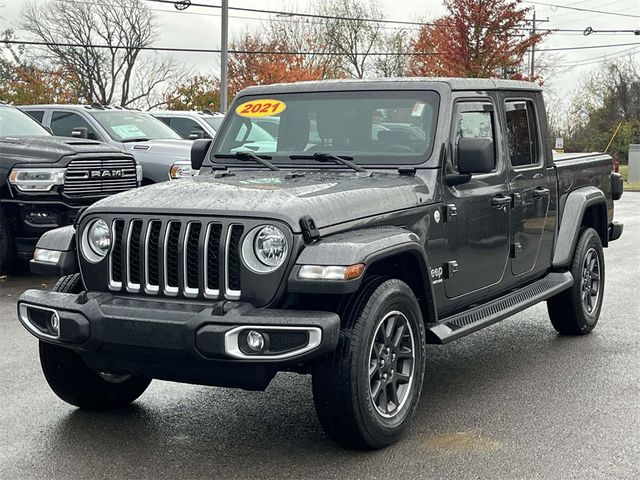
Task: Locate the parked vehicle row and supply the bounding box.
[0,103,141,272]
[1,103,233,273]
[21,104,197,183]
[16,78,624,450]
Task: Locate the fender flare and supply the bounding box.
[553,186,607,268]
[30,225,78,276]
[288,226,437,322]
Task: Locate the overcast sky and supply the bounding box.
[1,0,639,113]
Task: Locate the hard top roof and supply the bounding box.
[239,77,542,96]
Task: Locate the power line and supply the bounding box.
[523,1,640,19]
[536,41,640,51]
[0,39,443,56]
[3,38,638,54]
[141,0,584,34]
[140,0,640,36]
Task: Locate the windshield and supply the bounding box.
[90,111,182,141]
[204,116,224,131]
[0,107,50,137]
[211,91,439,166]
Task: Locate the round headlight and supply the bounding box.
[83,219,111,262]
[241,225,288,273]
[254,225,288,267]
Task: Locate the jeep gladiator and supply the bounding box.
[17,79,624,449]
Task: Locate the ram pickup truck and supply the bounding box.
[17,78,624,450]
[0,103,140,274]
[20,105,195,183]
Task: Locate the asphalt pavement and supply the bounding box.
[1,193,639,480]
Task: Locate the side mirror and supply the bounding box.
[191,139,212,170]
[457,138,495,174]
[71,127,88,139]
[188,130,205,140]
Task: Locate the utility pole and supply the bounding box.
[530,9,536,79]
[220,0,229,112]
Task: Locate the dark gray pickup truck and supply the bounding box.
[0,103,140,274]
[17,78,624,449]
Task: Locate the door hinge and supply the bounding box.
[444,204,458,222]
[444,260,459,278]
[510,242,523,258]
[299,215,320,244]
[511,192,523,207]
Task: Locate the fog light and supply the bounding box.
[50,312,60,334]
[246,330,265,351]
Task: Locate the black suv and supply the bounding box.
[18,79,623,449]
[0,103,140,273]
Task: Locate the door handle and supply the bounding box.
[533,187,550,198]
[492,194,511,207]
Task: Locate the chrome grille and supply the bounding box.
[64,157,137,196]
[109,219,241,300]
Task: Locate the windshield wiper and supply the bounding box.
[289,152,367,173]
[122,137,150,143]
[214,151,280,171]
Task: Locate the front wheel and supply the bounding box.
[312,278,426,449]
[547,227,605,335]
[38,273,151,410]
[39,341,151,410]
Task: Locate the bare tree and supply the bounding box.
[266,16,343,79]
[21,0,178,106]
[373,29,412,77]
[315,0,384,78]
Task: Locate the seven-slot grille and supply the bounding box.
[64,156,137,196]
[108,218,244,300]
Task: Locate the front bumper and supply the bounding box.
[1,198,84,257]
[17,289,340,390]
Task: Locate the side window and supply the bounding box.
[169,117,209,139]
[505,100,539,167]
[155,116,171,126]
[50,111,97,139]
[452,102,495,170]
[24,110,45,123]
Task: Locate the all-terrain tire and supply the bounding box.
[38,274,151,410]
[547,227,605,335]
[312,277,426,450]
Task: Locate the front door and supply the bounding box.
[503,98,552,276]
[443,98,511,299]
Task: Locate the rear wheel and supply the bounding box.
[39,273,151,410]
[312,278,426,449]
[547,227,605,335]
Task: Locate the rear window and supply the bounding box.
[211,90,440,166]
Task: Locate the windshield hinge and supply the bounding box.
[398,168,416,176]
[300,215,320,244]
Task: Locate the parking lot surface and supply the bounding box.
[1,193,639,480]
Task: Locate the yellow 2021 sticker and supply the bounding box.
[235,99,286,118]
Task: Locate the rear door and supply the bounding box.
[443,96,511,299]
[503,96,553,276]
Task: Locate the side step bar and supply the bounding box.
[428,272,573,344]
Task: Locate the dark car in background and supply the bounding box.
[0,103,140,273]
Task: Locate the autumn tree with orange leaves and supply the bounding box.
[227,33,325,96]
[410,0,546,81]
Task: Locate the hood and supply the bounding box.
[88,170,435,232]
[0,135,130,165]
[124,138,193,159]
